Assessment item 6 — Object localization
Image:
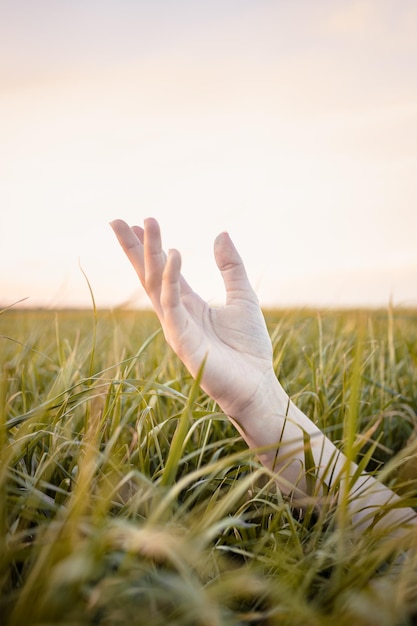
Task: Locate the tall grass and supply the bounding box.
[1,306,417,625]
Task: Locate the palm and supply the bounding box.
[111,218,275,420]
[170,295,273,417]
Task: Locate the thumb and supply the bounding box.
[214,232,258,305]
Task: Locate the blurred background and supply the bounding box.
[1,0,416,309]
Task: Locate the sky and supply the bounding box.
[1,0,416,310]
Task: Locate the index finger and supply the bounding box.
[110,219,145,285]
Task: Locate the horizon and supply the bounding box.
[1,0,416,310]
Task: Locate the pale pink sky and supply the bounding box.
[1,0,416,309]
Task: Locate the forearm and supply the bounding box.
[113,217,416,540]
[225,375,417,534]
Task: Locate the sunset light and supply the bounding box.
[1,0,416,309]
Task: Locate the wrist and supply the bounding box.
[221,370,322,481]
[223,371,290,447]
[238,371,289,426]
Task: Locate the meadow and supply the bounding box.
[1,306,417,625]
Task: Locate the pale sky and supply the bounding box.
[1,0,416,309]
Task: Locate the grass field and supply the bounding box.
[1,306,417,625]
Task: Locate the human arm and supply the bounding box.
[111,218,416,534]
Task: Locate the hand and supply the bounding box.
[110,218,278,425]
[110,219,417,536]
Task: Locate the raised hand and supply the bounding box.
[110,218,280,426]
[111,218,417,534]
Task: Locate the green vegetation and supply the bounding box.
[1,306,417,625]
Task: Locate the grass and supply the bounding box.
[1,306,417,625]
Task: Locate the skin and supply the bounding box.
[111,218,416,536]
